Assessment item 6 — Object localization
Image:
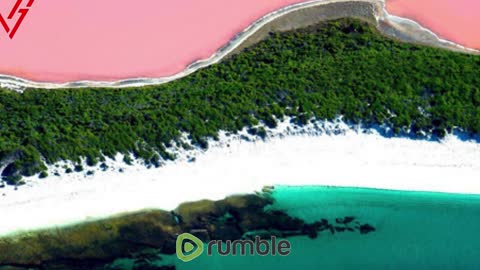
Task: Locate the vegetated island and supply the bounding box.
[0,18,479,185]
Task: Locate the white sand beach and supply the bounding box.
[0,119,479,237]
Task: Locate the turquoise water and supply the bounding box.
[169,186,480,269]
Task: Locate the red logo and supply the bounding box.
[0,0,34,39]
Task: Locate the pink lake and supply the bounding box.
[386,0,480,50]
[0,0,305,83]
[0,0,478,83]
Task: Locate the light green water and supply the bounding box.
[169,186,480,269]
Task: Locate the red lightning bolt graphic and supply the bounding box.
[0,0,35,39]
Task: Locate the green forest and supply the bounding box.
[0,18,479,184]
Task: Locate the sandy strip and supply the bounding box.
[0,0,477,90]
[0,119,479,236]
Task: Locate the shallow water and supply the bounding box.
[166,186,480,269]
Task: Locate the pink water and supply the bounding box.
[0,0,305,83]
[386,0,480,50]
[0,0,478,83]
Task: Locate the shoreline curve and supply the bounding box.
[0,0,478,90]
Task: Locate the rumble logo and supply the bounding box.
[0,0,34,39]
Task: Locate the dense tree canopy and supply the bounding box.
[0,19,479,184]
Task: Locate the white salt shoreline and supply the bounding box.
[0,119,479,237]
[1,0,477,91]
